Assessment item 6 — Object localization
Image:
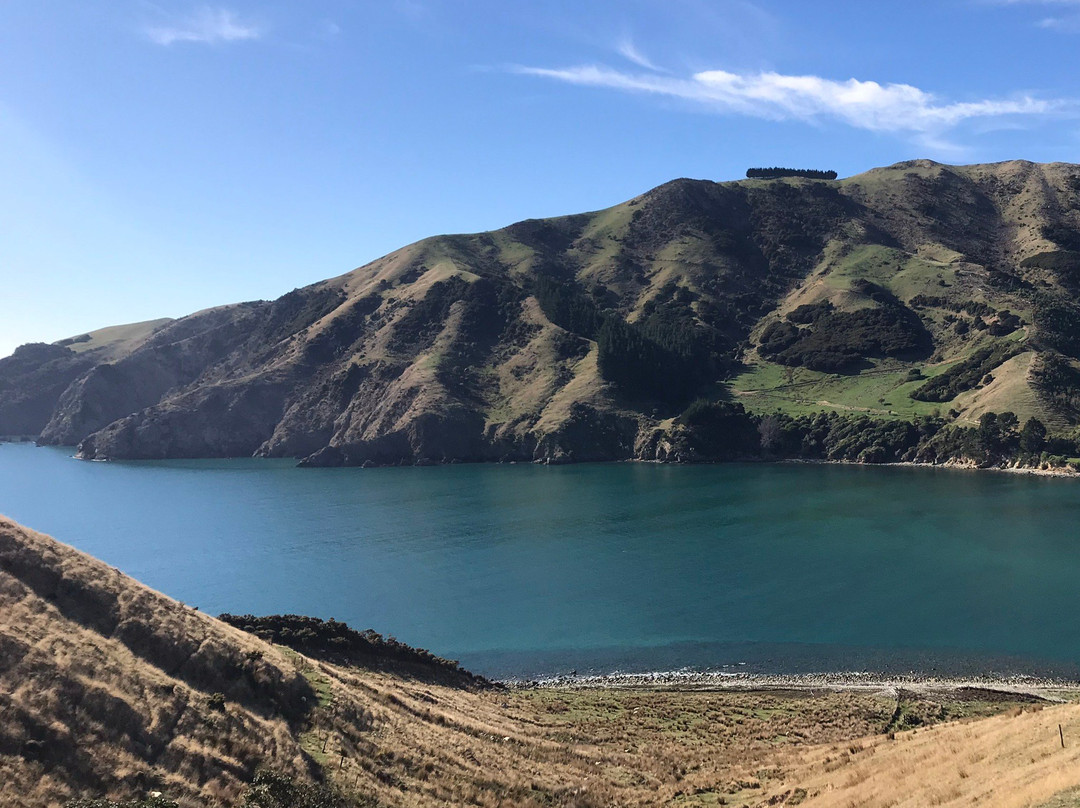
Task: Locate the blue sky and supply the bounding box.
[2,0,1079,356]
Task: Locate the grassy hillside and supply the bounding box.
[765,699,1080,808]
[4,159,1080,464]
[57,319,175,358]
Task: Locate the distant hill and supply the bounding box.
[4,159,1080,464]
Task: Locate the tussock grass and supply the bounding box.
[0,517,314,807]
[767,701,1080,807]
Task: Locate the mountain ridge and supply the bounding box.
[4,159,1080,465]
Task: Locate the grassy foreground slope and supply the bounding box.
[0,517,315,806]
[5,514,1080,807]
[773,701,1080,808]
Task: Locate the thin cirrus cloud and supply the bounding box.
[515,64,1066,148]
[615,38,666,72]
[145,7,261,46]
[987,0,1080,30]
[1037,15,1080,29]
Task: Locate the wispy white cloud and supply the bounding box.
[145,7,261,46]
[984,0,1080,30]
[318,19,342,39]
[515,64,1069,149]
[615,37,665,72]
[1036,13,1080,28]
[392,0,429,21]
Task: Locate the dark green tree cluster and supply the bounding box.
[786,300,834,324]
[1021,250,1080,276]
[909,297,1022,336]
[432,278,523,395]
[1041,223,1080,252]
[1030,293,1080,358]
[262,286,348,347]
[758,298,931,373]
[917,412,1060,464]
[534,276,714,405]
[1032,353,1080,408]
[596,318,705,404]
[1020,417,1048,454]
[675,400,760,458]
[976,411,1019,455]
[745,168,838,180]
[671,399,1072,467]
[386,277,472,352]
[532,276,602,338]
[302,294,383,364]
[760,411,923,463]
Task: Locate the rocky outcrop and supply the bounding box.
[0,344,96,437]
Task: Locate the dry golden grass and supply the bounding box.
[5,514,1080,808]
[0,517,317,808]
[60,318,174,358]
[301,667,905,807]
[952,351,1049,428]
[761,701,1080,808]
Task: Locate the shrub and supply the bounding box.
[218,614,487,689]
[65,798,178,808]
[239,769,372,808]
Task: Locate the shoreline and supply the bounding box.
[505,669,1080,700]
[779,457,1080,478]
[17,439,1080,478]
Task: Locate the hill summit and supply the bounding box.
[4,159,1080,465]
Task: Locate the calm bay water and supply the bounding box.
[3,442,1080,679]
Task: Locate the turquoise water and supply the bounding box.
[3,442,1080,679]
